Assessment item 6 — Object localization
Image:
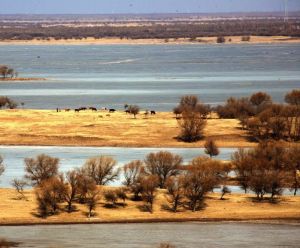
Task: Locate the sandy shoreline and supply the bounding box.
[0,78,46,82]
[1,36,300,46]
[1,218,299,227]
[0,188,299,226]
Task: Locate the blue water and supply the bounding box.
[0,44,299,110]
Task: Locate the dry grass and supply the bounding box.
[0,109,254,148]
[0,36,299,46]
[0,187,299,225]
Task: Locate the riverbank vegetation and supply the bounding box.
[1,19,300,41]
[215,90,300,141]
[0,142,298,222]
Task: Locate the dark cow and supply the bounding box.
[89,107,97,112]
[150,110,156,115]
[65,108,71,112]
[109,109,116,113]
[75,108,80,112]
[78,107,87,111]
[125,110,130,114]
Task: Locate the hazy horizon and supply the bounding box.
[1,0,300,15]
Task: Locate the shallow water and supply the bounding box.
[1,44,300,110]
[0,222,299,248]
[0,145,235,187]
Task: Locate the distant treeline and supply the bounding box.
[1,19,300,40]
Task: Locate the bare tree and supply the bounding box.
[232,148,253,193]
[11,178,28,200]
[85,187,101,218]
[144,151,182,188]
[178,110,206,142]
[104,190,118,207]
[128,105,140,118]
[123,160,144,186]
[204,139,220,158]
[116,188,127,203]
[173,106,182,118]
[250,92,272,114]
[35,176,66,217]
[82,156,119,185]
[0,96,18,109]
[233,142,288,201]
[183,157,223,211]
[24,154,59,186]
[77,172,98,203]
[140,175,159,213]
[64,169,80,212]
[179,95,199,109]
[285,89,300,105]
[165,176,185,212]
[287,146,300,196]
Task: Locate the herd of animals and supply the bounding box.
[56,107,156,115]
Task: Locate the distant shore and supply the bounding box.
[0,36,300,46]
[0,77,46,82]
[0,188,299,226]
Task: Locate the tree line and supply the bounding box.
[1,19,299,40]
[215,89,300,141]
[174,89,300,143]
[1,142,299,218]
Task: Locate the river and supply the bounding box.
[1,44,300,110]
[0,222,299,247]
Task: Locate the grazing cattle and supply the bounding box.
[75,108,80,112]
[89,107,97,112]
[65,108,71,112]
[109,109,116,113]
[150,110,156,115]
[78,107,87,111]
[125,110,130,114]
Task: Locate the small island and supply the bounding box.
[0,65,46,82]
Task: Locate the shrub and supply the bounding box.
[216,36,225,43]
[204,139,220,158]
[241,36,250,42]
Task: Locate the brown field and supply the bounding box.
[0,109,255,148]
[0,36,299,46]
[0,187,299,225]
